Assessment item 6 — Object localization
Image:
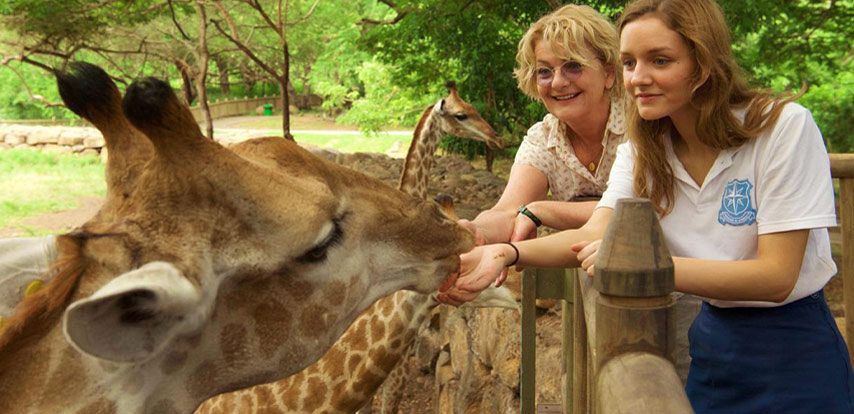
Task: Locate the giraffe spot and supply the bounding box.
[390,338,402,350]
[220,323,249,368]
[254,385,277,410]
[368,344,393,367]
[346,354,364,373]
[349,319,368,352]
[299,304,331,338]
[252,300,292,358]
[187,361,218,398]
[379,297,395,317]
[74,398,115,414]
[322,344,347,379]
[370,316,386,340]
[352,365,386,395]
[301,376,327,412]
[160,350,188,376]
[324,281,347,307]
[402,301,415,316]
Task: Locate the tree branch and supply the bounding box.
[360,0,409,26]
[286,0,320,25]
[210,18,281,80]
[168,0,192,41]
[3,60,65,107]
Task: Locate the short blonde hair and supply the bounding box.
[514,4,621,100]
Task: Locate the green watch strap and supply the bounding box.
[517,205,542,228]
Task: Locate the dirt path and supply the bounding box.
[0,196,103,237]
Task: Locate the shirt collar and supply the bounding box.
[543,95,626,149]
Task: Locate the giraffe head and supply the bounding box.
[432,81,503,149]
[0,63,474,412]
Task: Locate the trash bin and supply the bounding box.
[263,103,274,116]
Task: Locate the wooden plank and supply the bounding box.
[561,268,574,414]
[572,272,589,414]
[840,178,854,362]
[521,269,538,414]
[830,154,854,179]
[535,267,567,300]
[596,353,693,414]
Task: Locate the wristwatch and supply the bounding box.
[517,205,542,228]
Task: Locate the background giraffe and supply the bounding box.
[196,82,515,414]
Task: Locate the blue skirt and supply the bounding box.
[685,291,854,414]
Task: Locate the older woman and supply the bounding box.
[461,4,626,245]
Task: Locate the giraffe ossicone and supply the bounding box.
[0,63,475,414]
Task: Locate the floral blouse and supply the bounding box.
[514,97,627,200]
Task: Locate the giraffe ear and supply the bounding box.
[435,99,446,115]
[63,261,204,363]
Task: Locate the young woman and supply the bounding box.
[441,0,854,411]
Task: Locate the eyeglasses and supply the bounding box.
[535,61,584,86]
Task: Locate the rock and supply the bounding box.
[4,133,26,146]
[80,148,100,158]
[25,127,58,145]
[83,134,105,149]
[58,128,89,146]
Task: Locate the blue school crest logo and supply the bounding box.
[718,179,757,226]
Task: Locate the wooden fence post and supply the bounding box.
[592,198,692,413]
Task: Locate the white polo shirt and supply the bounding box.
[598,103,837,308]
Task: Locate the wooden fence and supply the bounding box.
[520,153,854,414]
[1,96,282,127]
[188,96,282,122]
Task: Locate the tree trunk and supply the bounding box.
[280,41,293,141]
[196,1,214,140]
[177,61,197,105]
[215,57,231,94]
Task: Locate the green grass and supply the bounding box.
[293,132,410,155]
[0,148,105,230]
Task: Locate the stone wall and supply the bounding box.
[0,124,105,157]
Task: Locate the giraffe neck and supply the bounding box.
[399,102,445,198]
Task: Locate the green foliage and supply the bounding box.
[0,63,71,119]
[336,60,431,133]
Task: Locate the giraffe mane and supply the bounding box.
[0,234,89,357]
[402,105,436,165]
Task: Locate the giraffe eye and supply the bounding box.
[297,216,345,264]
[453,113,468,121]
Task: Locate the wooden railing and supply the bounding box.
[188,96,282,122]
[519,153,854,414]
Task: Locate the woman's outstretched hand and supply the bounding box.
[437,244,512,306]
[571,239,602,276]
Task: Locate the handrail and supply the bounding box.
[831,154,854,362]
[519,153,852,413]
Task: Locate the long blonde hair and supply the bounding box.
[514,4,623,100]
[618,0,796,214]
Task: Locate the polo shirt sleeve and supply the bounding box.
[597,142,636,210]
[514,121,552,177]
[755,104,837,234]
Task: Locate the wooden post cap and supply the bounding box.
[593,198,674,297]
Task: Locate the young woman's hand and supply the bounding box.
[437,244,513,305]
[571,239,602,276]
